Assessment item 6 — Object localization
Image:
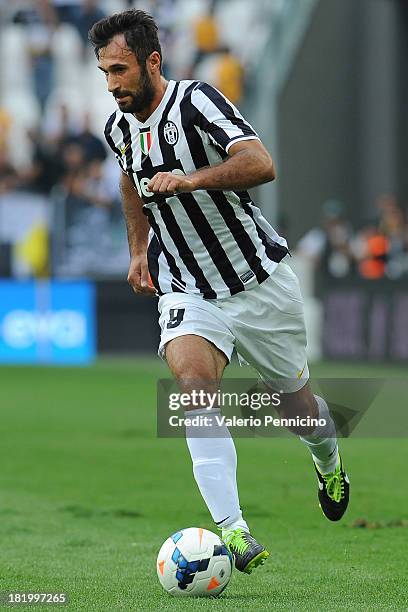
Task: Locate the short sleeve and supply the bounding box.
[104,112,126,174]
[114,152,126,174]
[190,82,260,153]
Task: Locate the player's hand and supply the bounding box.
[127,254,156,296]
[147,172,195,195]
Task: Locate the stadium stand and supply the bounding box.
[0,0,279,278]
[1,0,407,282]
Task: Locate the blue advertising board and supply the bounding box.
[0,280,96,364]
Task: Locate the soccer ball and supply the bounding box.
[156,527,233,597]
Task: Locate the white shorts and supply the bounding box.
[157,262,309,393]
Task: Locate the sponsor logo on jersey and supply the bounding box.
[140,129,152,156]
[164,121,179,145]
[133,166,186,200]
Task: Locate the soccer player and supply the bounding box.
[89,10,350,574]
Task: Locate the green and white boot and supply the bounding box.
[314,454,350,521]
[222,528,269,574]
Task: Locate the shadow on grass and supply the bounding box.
[348,518,408,529]
[59,505,143,519]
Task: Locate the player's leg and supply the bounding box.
[276,381,338,474]
[158,292,269,572]
[219,262,350,520]
[275,381,349,521]
[158,294,237,533]
[165,334,245,529]
[164,334,268,573]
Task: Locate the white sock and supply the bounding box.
[299,395,339,474]
[185,408,249,532]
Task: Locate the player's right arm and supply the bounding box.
[120,172,156,295]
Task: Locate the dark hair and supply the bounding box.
[89,9,162,71]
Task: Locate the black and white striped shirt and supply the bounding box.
[104,79,288,299]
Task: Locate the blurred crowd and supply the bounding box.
[0,0,258,278]
[0,97,124,277]
[296,195,408,280]
[2,1,406,283]
[5,0,247,109]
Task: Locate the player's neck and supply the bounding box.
[133,77,169,124]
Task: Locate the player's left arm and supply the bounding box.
[148,140,276,193]
[147,139,276,194]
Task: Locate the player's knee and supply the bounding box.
[178,369,216,392]
[172,364,218,411]
[171,356,214,382]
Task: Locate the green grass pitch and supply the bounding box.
[0,358,407,611]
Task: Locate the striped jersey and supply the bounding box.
[104,79,288,299]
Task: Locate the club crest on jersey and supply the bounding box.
[164,121,179,146]
[140,129,152,156]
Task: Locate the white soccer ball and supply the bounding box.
[156,527,233,597]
